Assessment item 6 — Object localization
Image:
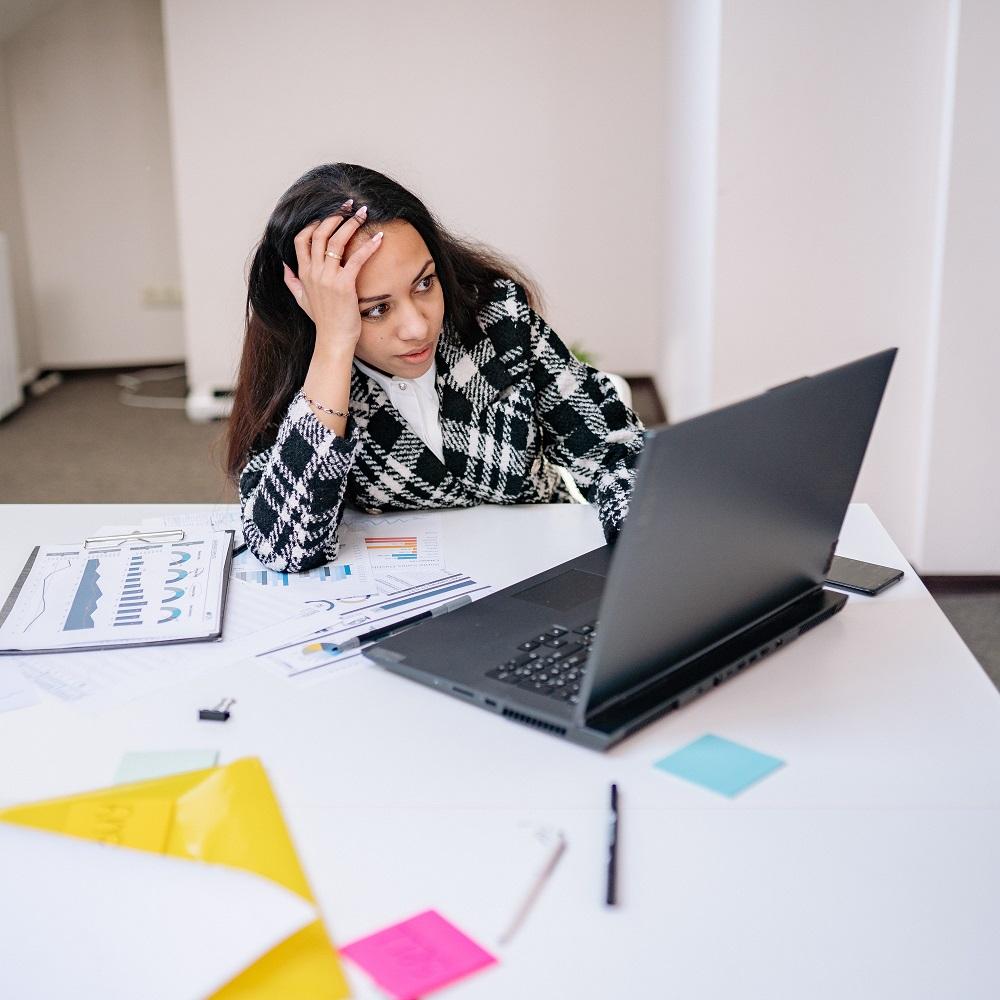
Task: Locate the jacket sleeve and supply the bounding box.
[499,281,646,543]
[238,391,360,572]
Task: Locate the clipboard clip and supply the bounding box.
[84,528,186,551]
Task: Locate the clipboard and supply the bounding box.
[0,527,235,655]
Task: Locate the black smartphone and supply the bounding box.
[825,555,904,596]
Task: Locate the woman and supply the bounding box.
[227,163,645,572]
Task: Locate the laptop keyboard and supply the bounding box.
[485,622,598,705]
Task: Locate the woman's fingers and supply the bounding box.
[312,200,355,268]
[342,230,384,280]
[310,212,347,269]
[321,205,369,267]
[282,262,301,299]
[292,221,319,278]
[293,200,354,275]
[283,263,314,320]
[282,263,313,317]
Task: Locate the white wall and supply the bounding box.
[922,0,1000,573]
[660,0,720,421]
[0,45,38,379]
[659,0,993,571]
[5,0,183,368]
[713,0,955,563]
[161,0,666,396]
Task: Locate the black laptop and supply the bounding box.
[367,349,896,751]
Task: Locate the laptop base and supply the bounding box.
[374,587,847,752]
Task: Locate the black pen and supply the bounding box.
[606,782,618,906]
[332,594,472,652]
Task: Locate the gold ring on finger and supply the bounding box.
[325,250,342,260]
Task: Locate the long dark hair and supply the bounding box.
[225,163,541,479]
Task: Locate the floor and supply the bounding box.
[924,587,1000,689]
[1,367,996,689]
[0,369,234,504]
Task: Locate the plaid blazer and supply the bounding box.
[239,279,645,572]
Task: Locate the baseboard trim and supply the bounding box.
[922,575,1000,594]
[187,384,234,422]
[33,359,185,374]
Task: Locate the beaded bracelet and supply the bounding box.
[300,389,349,418]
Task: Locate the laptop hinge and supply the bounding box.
[581,586,838,732]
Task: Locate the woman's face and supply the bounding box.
[346,220,445,378]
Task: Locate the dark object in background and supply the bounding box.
[826,555,903,596]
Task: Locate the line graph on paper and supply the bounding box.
[24,557,75,630]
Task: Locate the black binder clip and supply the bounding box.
[199,697,236,722]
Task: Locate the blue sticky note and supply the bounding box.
[654,734,784,797]
[114,750,219,785]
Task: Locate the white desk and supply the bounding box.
[2,503,999,999]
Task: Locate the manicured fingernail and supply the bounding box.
[342,198,353,208]
[372,231,383,242]
[356,205,368,218]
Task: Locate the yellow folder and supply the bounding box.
[0,757,350,999]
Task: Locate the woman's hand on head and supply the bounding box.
[282,263,314,320]
[285,201,384,356]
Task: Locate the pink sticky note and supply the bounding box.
[341,909,497,999]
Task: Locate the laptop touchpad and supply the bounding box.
[511,570,605,613]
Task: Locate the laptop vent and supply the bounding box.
[502,708,567,737]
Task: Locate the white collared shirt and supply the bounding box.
[353,357,445,463]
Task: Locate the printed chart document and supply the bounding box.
[255,571,489,684]
[230,514,447,596]
[0,531,233,654]
[231,537,374,598]
[12,577,329,714]
[340,512,447,574]
[143,508,449,598]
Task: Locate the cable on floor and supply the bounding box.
[116,365,188,410]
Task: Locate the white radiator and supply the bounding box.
[0,233,24,419]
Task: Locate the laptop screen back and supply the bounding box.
[583,349,896,714]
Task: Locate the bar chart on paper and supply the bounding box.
[231,515,445,593]
[231,550,373,599]
[234,563,355,587]
[361,520,443,571]
[0,532,232,652]
[364,535,419,563]
[19,547,204,636]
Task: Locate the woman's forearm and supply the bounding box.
[238,389,360,573]
[301,336,356,436]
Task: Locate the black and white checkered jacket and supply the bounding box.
[239,279,645,572]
